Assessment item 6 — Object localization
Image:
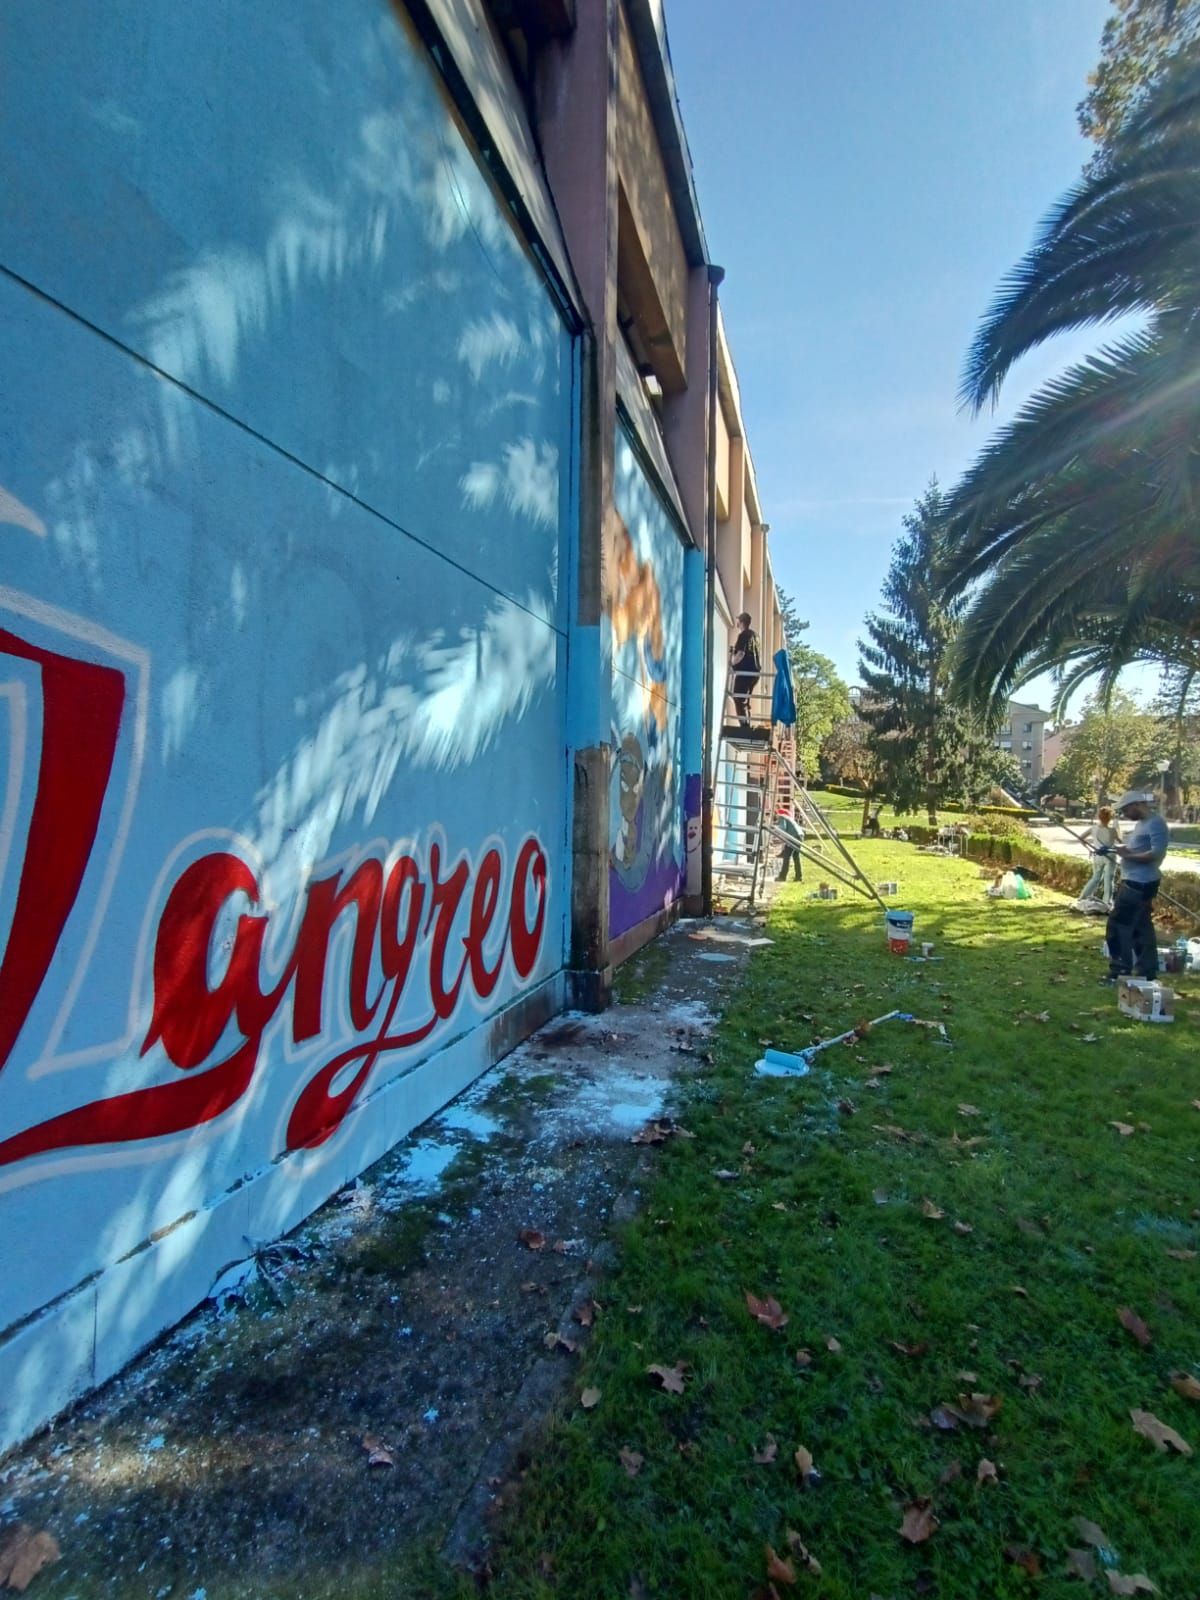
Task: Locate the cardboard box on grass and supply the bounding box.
[1118,978,1175,1023]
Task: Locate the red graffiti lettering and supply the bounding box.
[0,834,550,1170]
[0,630,125,1076]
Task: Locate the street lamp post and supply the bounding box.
[1157,758,1170,815]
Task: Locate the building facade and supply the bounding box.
[995,700,1051,790]
[0,0,782,1449]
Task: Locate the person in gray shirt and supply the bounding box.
[1102,791,1170,982]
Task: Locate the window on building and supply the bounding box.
[999,724,1011,736]
[1022,741,1033,751]
[999,739,1012,749]
[1022,722,1034,734]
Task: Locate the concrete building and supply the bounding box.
[1041,722,1074,781]
[0,0,783,1448]
[996,700,1052,789]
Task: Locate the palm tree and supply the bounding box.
[942,52,1200,716]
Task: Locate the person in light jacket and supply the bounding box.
[1078,805,1120,905]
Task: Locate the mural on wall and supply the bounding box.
[0,0,576,1446]
[608,427,685,939]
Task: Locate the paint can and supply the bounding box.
[885,909,914,954]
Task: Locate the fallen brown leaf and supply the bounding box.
[938,1459,962,1484]
[1072,1517,1111,1549]
[631,1119,686,1145]
[1130,1407,1193,1454]
[889,1339,930,1358]
[764,1545,796,1586]
[951,1392,1002,1428]
[543,1331,577,1354]
[836,1098,857,1116]
[1169,1371,1200,1401]
[1004,1545,1042,1576]
[930,1405,960,1432]
[794,1445,816,1484]
[921,1199,946,1220]
[1018,1372,1044,1393]
[1111,1121,1136,1136]
[794,1348,812,1367]
[618,1446,643,1477]
[745,1291,789,1331]
[1066,1549,1099,1581]
[753,1434,778,1464]
[579,1387,601,1409]
[1165,1248,1196,1261]
[362,1433,395,1468]
[0,1526,61,1593]
[953,1221,975,1235]
[899,1498,938,1544]
[976,1458,998,1484]
[1106,1574,1158,1595]
[518,1228,546,1251]
[1011,1284,1029,1298]
[958,1103,981,1117]
[1117,1307,1152,1347]
[713,1168,740,1181]
[646,1361,688,1395]
[573,1300,596,1328]
[825,1334,842,1353]
[784,1529,821,1575]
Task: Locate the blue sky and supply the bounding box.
[667,0,1150,711]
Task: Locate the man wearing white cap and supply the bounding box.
[1101,791,1169,983]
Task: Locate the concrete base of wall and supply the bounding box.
[0,973,565,1457]
[567,965,614,1012]
[609,898,681,970]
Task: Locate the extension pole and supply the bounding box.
[1052,815,1200,929]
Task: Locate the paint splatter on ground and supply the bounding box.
[0,916,759,1599]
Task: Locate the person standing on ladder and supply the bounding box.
[729,611,761,728]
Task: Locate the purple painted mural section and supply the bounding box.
[608,426,686,941]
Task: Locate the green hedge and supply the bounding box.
[815,790,1037,819]
[901,826,1200,929]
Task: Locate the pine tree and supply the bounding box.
[858,482,994,824]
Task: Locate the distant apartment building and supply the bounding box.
[995,700,1051,788]
[1041,722,1074,779]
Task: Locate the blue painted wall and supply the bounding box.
[0,0,576,1448]
[608,424,686,940]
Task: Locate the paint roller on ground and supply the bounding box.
[755,1010,949,1077]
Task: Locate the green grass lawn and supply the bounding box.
[477,841,1200,1599]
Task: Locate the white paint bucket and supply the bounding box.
[885,909,914,954]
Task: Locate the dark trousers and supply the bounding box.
[1106,879,1160,978]
[777,847,803,882]
[732,676,759,724]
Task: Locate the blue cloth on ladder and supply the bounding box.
[771,648,796,728]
